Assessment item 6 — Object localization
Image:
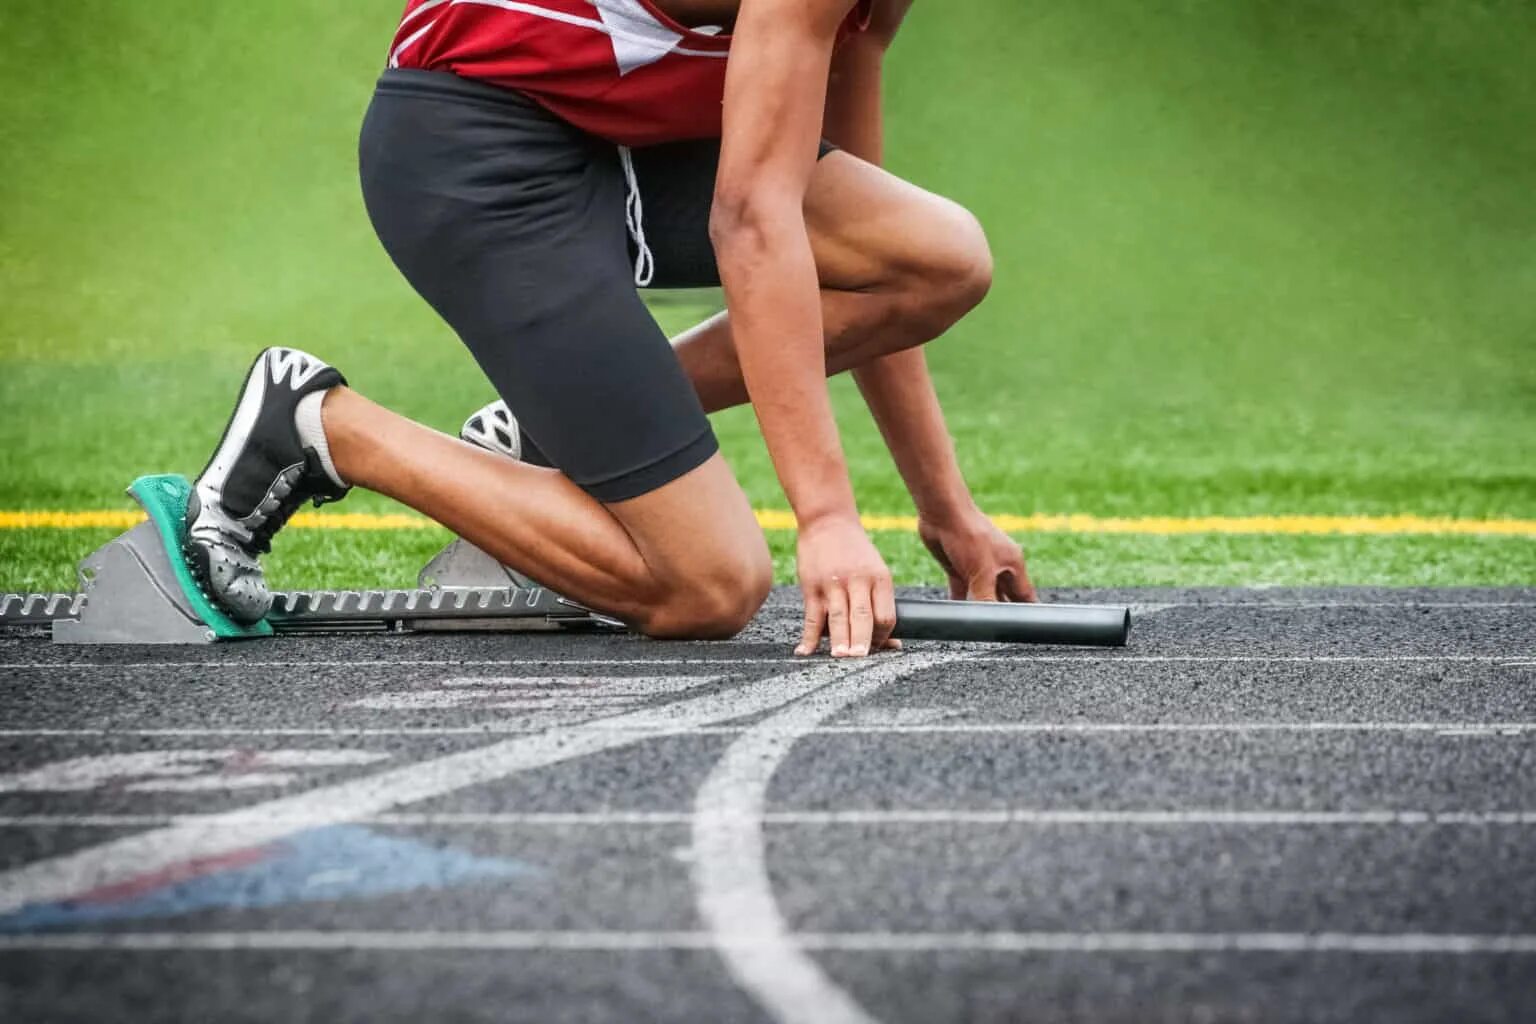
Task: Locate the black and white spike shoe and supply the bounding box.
[186,347,349,624]
[460,400,522,460]
[457,400,541,590]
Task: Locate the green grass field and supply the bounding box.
[2,1,1533,594]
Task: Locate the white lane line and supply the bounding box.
[3,655,1534,674]
[821,722,1536,736]
[347,675,722,711]
[7,810,1536,828]
[797,932,1536,955]
[819,722,1536,735]
[1140,602,1535,610]
[1433,726,1536,737]
[0,662,863,916]
[2,722,1532,737]
[951,656,1536,663]
[0,931,717,951]
[0,658,799,671]
[760,810,1536,826]
[692,652,964,1024]
[1,930,1532,955]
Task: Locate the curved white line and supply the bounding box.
[691,653,960,1024]
[0,662,857,916]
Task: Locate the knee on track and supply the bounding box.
[635,546,773,641]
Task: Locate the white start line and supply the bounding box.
[0,929,1531,955]
[5,809,1536,828]
[0,750,389,794]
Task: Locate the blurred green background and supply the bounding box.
[2,0,1533,591]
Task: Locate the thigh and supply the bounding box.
[632,140,980,295]
[802,149,987,291]
[606,450,768,594]
[359,71,718,504]
[627,139,845,289]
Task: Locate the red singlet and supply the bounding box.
[388,0,873,146]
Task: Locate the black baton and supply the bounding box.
[891,598,1131,647]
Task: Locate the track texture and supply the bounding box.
[1,586,1533,1023]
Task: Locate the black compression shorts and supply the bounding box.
[358,69,835,503]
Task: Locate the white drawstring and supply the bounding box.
[618,146,655,288]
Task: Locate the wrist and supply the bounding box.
[774,446,857,532]
[793,495,861,534]
[915,490,982,530]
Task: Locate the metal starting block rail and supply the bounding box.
[0,481,1131,647]
[0,520,622,645]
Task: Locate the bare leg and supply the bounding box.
[322,387,770,638]
[675,151,992,412]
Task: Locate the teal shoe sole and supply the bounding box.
[129,473,274,640]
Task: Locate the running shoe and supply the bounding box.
[186,347,349,623]
[457,399,542,589]
[460,399,522,460]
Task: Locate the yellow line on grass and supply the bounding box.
[1,510,1532,538]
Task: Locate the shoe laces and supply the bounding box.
[245,466,308,556]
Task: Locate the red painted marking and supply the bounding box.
[73,845,276,906]
[222,750,267,775]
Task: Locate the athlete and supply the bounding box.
[186,0,1036,659]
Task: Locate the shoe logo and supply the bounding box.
[463,401,521,459]
[267,349,327,391]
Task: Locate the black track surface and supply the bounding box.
[1,587,1533,1023]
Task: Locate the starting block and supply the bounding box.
[0,474,622,644]
[0,475,1131,647]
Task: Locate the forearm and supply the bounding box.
[715,216,855,524]
[825,11,974,523]
[854,350,975,523]
[710,0,901,655]
[712,0,860,526]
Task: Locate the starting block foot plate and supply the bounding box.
[418,537,537,591]
[53,474,272,645]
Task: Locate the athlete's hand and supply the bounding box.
[794,516,899,657]
[919,510,1038,602]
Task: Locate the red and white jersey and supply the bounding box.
[387,0,873,146]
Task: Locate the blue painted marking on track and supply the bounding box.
[0,825,539,932]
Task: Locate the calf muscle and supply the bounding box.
[323,388,768,637]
